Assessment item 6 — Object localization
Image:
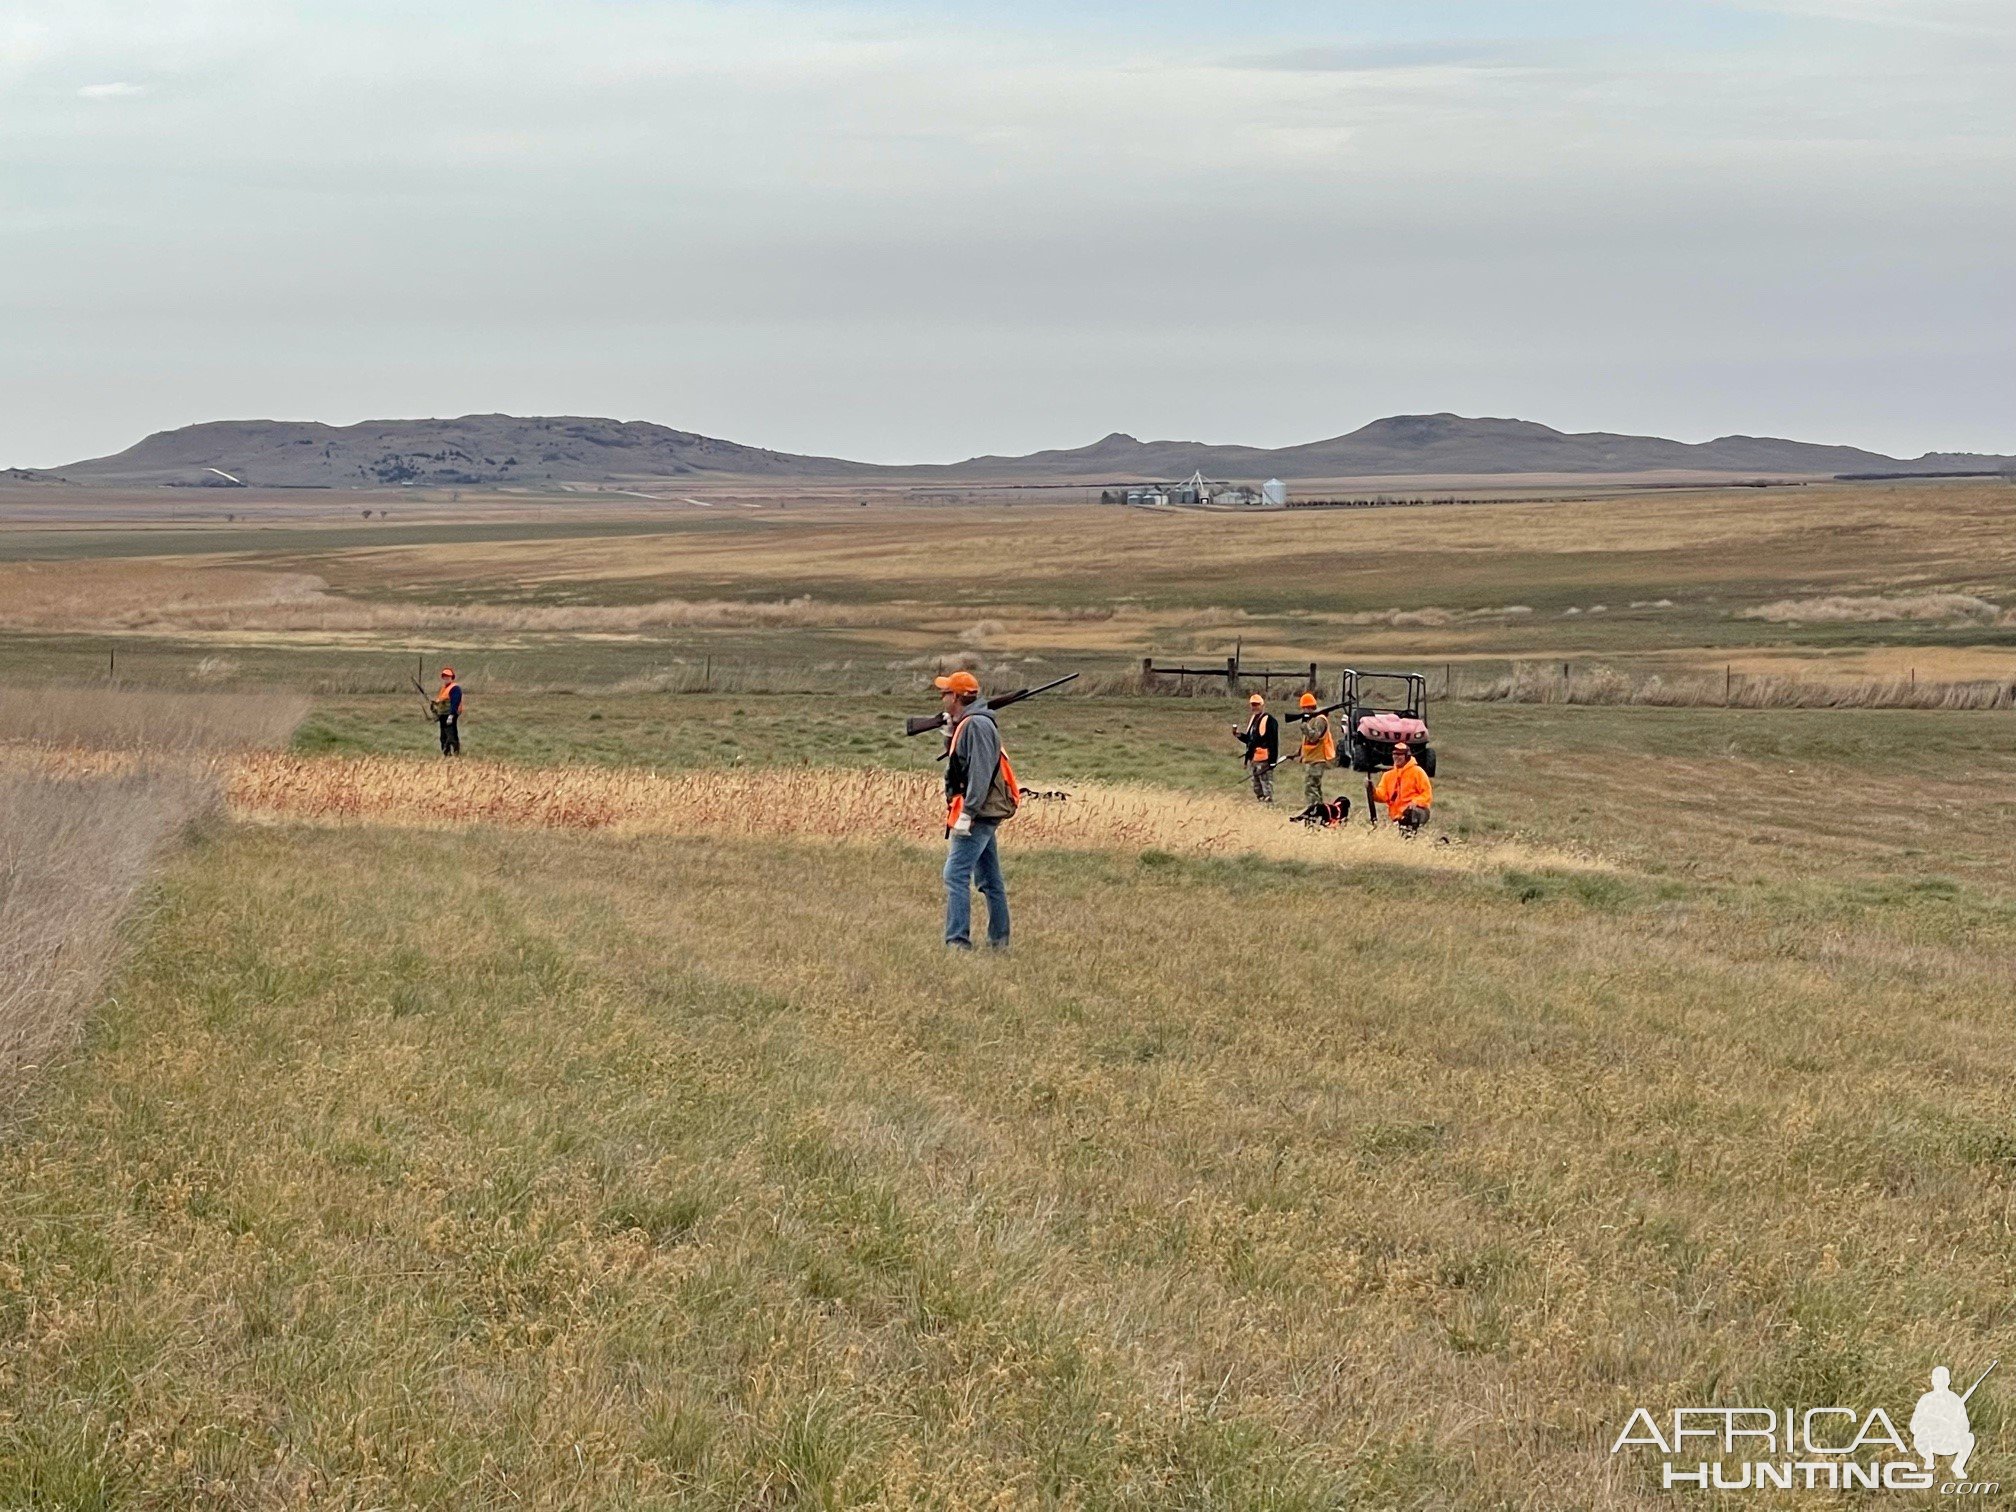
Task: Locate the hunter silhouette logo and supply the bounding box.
[1912,1363,1993,1480]
[1611,1361,2000,1494]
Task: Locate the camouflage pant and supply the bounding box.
[1303,760,1330,806]
[1246,758,1274,802]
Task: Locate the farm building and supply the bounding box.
[1099,470,1284,507]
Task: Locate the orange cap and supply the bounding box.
[1248,693,1264,706]
[440,667,455,678]
[933,670,980,696]
[1298,691,1318,708]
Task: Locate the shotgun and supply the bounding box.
[1282,699,1346,725]
[902,672,1080,739]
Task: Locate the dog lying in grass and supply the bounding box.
[1290,796,1351,827]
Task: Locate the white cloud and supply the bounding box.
[77,80,145,98]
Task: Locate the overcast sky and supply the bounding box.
[4,0,2012,466]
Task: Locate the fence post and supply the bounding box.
[1307,661,1318,695]
[1141,656,1156,693]
[1725,664,1732,706]
[1226,654,1240,695]
[109,647,116,681]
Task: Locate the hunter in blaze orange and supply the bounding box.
[935,671,1017,949]
[1234,693,1279,803]
[432,667,463,757]
[1373,742,1433,831]
[1296,690,1333,806]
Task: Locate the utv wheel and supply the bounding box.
[1417,744,1437,777]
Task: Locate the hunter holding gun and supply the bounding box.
[1295,690,1334,807]
[935,670,1018,950]
[1372,741,1433,832]
[431,667,463,757]
[1233,693,1279,802]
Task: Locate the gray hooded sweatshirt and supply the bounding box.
[945,701,1003,818]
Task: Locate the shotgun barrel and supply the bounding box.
[1283,699,1345,725]
[901,672,1080,737]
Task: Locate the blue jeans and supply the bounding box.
[944,820,1010,948]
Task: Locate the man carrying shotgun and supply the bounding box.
[903,669,1073,948]
[934,670,1018,950]
[429,666,463,757]
[1295,691,1334,808]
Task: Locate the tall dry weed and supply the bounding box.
[228,754,1590,875]
[1739,592,2003,625]
[0,687,307,1100]
[0,769,215,1099]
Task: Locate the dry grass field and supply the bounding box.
[5,481,2016,1506]
[8,732,2016,1506]
[5,479,2016,693]
[225,754,1590,879]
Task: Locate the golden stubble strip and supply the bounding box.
[225,753,1604,876]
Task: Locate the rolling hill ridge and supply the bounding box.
[50,411,2015,487]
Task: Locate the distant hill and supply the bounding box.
[54,411,2014,487]
[939,414,2010,480]
[58,415,881,489]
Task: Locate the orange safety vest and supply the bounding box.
[1299,714,1334,765]
[1374,761,1432,820]
[433,680,461,715]
[944,717,1021,826]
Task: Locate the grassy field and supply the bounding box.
[7,484,2016,1506]
[7,713,2016,1505]
[5,480,2016,697]
[289,690,2016,889]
